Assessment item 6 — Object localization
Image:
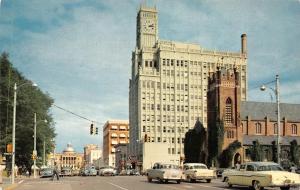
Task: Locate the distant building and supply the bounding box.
[84,144,101,166]
[129,5,247,171]
[103,120,129,167]
[53,143,84,169]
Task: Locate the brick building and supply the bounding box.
[206,68,300,167]
[103,120,129,167]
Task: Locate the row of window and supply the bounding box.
[161,59,207,68]
[255,123,298,135]
[168,148,184,155]
[142,59,246,75]
[142,81,204,91]
[142,114,205,123]
[141,92,203,101]
[142,126,189,133]
[142,104,202,112]
[144,135,185,144]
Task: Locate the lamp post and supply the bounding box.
[11,82,37,184]
[260,75,280,164]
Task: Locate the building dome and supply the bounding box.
[63,143,75,153]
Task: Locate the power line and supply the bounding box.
[248,79,276,91]
[52,104,104,125]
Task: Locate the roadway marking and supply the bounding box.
[108,182,129,190]
[18,180,24,184]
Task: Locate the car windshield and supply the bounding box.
[161,164,179,169]
[257,165,284,171]
[193,165,207,169]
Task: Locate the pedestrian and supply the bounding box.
[51,162,59,181]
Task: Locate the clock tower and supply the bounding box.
[136,6,158,49]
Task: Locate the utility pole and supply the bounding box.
[33,113,37,178]
[276,75,281,164]
[43,139,46,166]
[11,83,17,184]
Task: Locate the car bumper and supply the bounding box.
[269,182,300,188]
[194,176,216,180]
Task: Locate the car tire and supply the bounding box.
[280,187,290,190]
[252,180,263,190]
[177,180,181,184]
[147,177,152,182]
[164,179,168,183]
[224,177,232,188]
[206,179,211,183]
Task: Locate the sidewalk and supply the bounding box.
[0,176,27,190]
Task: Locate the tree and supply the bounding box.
[208,117,224,167]
[250,140,264,161]
[184,119,206,163]
[290,140,299,166]
[218,140,241,168]
[271,141,277,163]
[0,52,56,172]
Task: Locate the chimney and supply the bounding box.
[241,34,247,55]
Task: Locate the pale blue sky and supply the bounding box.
[0,0,299,152]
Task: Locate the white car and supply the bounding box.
[147,163,182,184]
[99,166,116,176]
[183,163,216,183]
[224,162,300,190]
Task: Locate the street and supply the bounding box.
[14,176,300,190]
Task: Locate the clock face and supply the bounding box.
[142,19,155,34]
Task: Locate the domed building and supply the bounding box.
[54,143,84,169]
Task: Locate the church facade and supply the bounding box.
[206,68,300,167]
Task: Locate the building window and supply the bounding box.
[255,123,262,134]
[274,123,278,134]
[292,124,297,135]
[227,130,234,138]
[225,98,233,125]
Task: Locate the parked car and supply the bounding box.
[224,162,300,190]
[72,169,80,176]
[81,168,90,176]
[89,167,97,176]
[147,163,182,184]
[183,163,216,183]
[40,168,53,178]
[99,166,116,176]
[60,167,72,176]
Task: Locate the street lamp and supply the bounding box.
[11,82,37,184]
[260,75,280,164]
[33,114,47,178]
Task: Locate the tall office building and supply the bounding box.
[129,5,247,170]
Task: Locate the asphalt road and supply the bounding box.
[14,176,300,190]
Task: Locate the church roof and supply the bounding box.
[241,101,300,122]
[243,135,300,146]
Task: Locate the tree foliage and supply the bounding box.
[207,117,224,167]
[218,140,241,168]
[250,140,264,161]
[0,52,56,172]
[184,119,206,163]
[271,141,277,163]
[290,140,299,166]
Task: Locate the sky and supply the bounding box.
[0,0,299,153]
